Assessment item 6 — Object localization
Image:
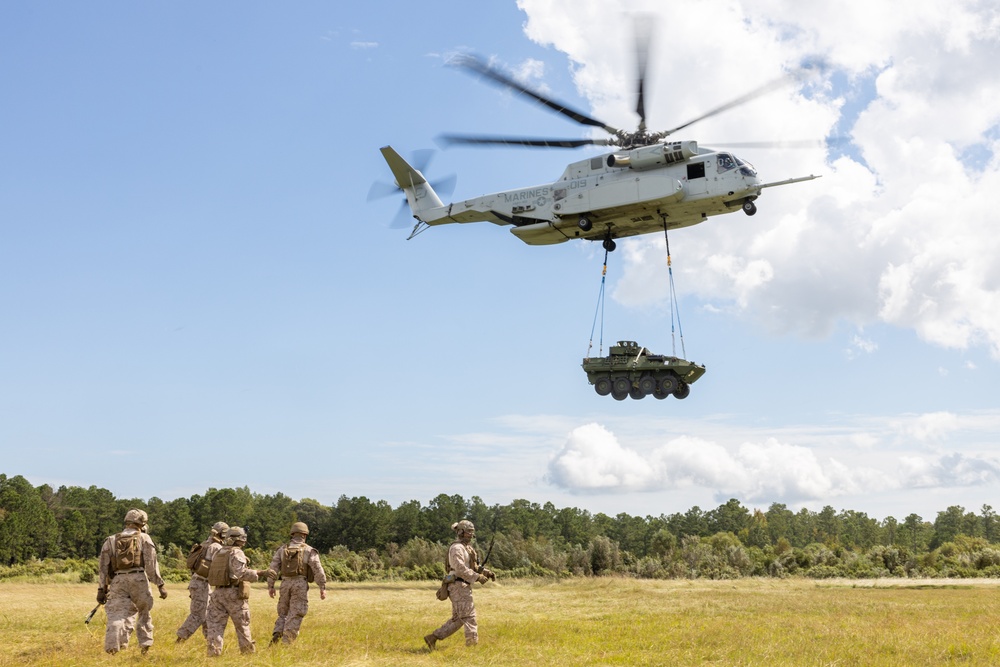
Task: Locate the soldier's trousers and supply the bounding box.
[432,581,478,646]
[205,587,255,656]
[272,577,310,643]
[104,572,154,653]
[176,575,211,640]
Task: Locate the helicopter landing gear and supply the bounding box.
[578,215,593,232]
[742,198,757,216]
[602,236,617,252]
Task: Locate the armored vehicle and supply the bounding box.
[582,340,706,400]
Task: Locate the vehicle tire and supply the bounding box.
[637,375,656,396]
[578,215,593,232]
[657,373,678,395]
[594,375,612,396]
[673,382,690,399]
[611,376,630,401]
[743,199,757,216]
[629,385,645,400]
[653,387,669,400]
[602,238,617,252]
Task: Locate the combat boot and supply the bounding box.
[270,632,281,646]
[141,645,150,655]
[423,634,437,651]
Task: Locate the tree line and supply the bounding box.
[2,472,999,580]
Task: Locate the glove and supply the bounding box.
[158,585,168,600]
[96,587,107,605]
[483,568,496,581]
[477,574,488,584]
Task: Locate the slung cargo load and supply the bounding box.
[582,340,705,401]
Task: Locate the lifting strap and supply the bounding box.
[586,248,610,358]
[661,216,687,359]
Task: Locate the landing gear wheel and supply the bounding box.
[742,199,757,216]
[611,376,630,401]
[578,215,593,232]
[602,237,617,252]
[657,374,678,395]
[673,382,690,400]
[637,375,657,396]
[594,375,612,396]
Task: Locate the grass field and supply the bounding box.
[2,577,1000,666]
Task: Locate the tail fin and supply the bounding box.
[379,146,445,217]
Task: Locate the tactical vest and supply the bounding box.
[113,532,144,572]
[281,543,314,582]
[445,541,477,575]
[207,547,233,586]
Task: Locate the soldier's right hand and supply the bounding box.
[96,587,107,605]
[477,574,488,584]
[268,588,276,599]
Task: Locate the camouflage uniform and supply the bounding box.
[96,510,167,654]
[425,520,494,649]
[266,523,327,645]
[176,522,228,642]
[205,528,270,657]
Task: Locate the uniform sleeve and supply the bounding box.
[267,547,282,585]
[203,541,222,563]
[98,537,113,588]
[230,549,260,583]
[308,548,327,590]
[142,535,165,587]
[448,543,479,583]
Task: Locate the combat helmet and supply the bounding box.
[452,519,475,535]
[124,509,148,527]
[226,526,248,545]
[211,521,230,538]
[290,521,309,536]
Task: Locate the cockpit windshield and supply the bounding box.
[735,155,757,177]
[717,153,737,172]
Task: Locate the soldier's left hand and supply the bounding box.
[320,589,326,600]
[268,588,276,599]
[483,568,496,581]
[158,585,168,599]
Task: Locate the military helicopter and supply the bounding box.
[374,33,822,252]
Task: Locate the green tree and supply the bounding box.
[0,475,59,563]
[707,499,750,536]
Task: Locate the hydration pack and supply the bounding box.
[113,532,143,571]
[281,543,313,581]
[185,542,204,573]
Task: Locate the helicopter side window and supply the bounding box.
[687,162,706,179]
[717,153,737,172]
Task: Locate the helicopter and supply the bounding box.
[375,37,822,252]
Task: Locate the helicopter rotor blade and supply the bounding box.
[367,179,401,202]
[438,134,613,149]
[704,139,827,150]
[662,60,826,137]
[390,200,413,228]
[450,53,620,135]
[633,14,653,133]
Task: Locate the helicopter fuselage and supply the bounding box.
[380,141,817,247]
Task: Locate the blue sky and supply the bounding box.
[3,1,999,524]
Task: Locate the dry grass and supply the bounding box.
[2,577,1000,666]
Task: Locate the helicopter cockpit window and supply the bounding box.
[717,153,737,172]
[735,156,757,177]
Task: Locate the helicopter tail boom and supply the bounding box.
[379,146,446,219]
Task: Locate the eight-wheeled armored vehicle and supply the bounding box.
[582,340,705,400]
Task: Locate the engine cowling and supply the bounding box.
[607,140,698,170]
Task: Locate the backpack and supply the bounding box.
[185,542,204,573]
[113,532,143,571]
[207,547,232,586]
[281,543,313,582]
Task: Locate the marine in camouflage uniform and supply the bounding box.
[205,526,273,657]
[266,521,327,645]
[175,521,229,643]
[424,520,495,650]
[96,509,168,654]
